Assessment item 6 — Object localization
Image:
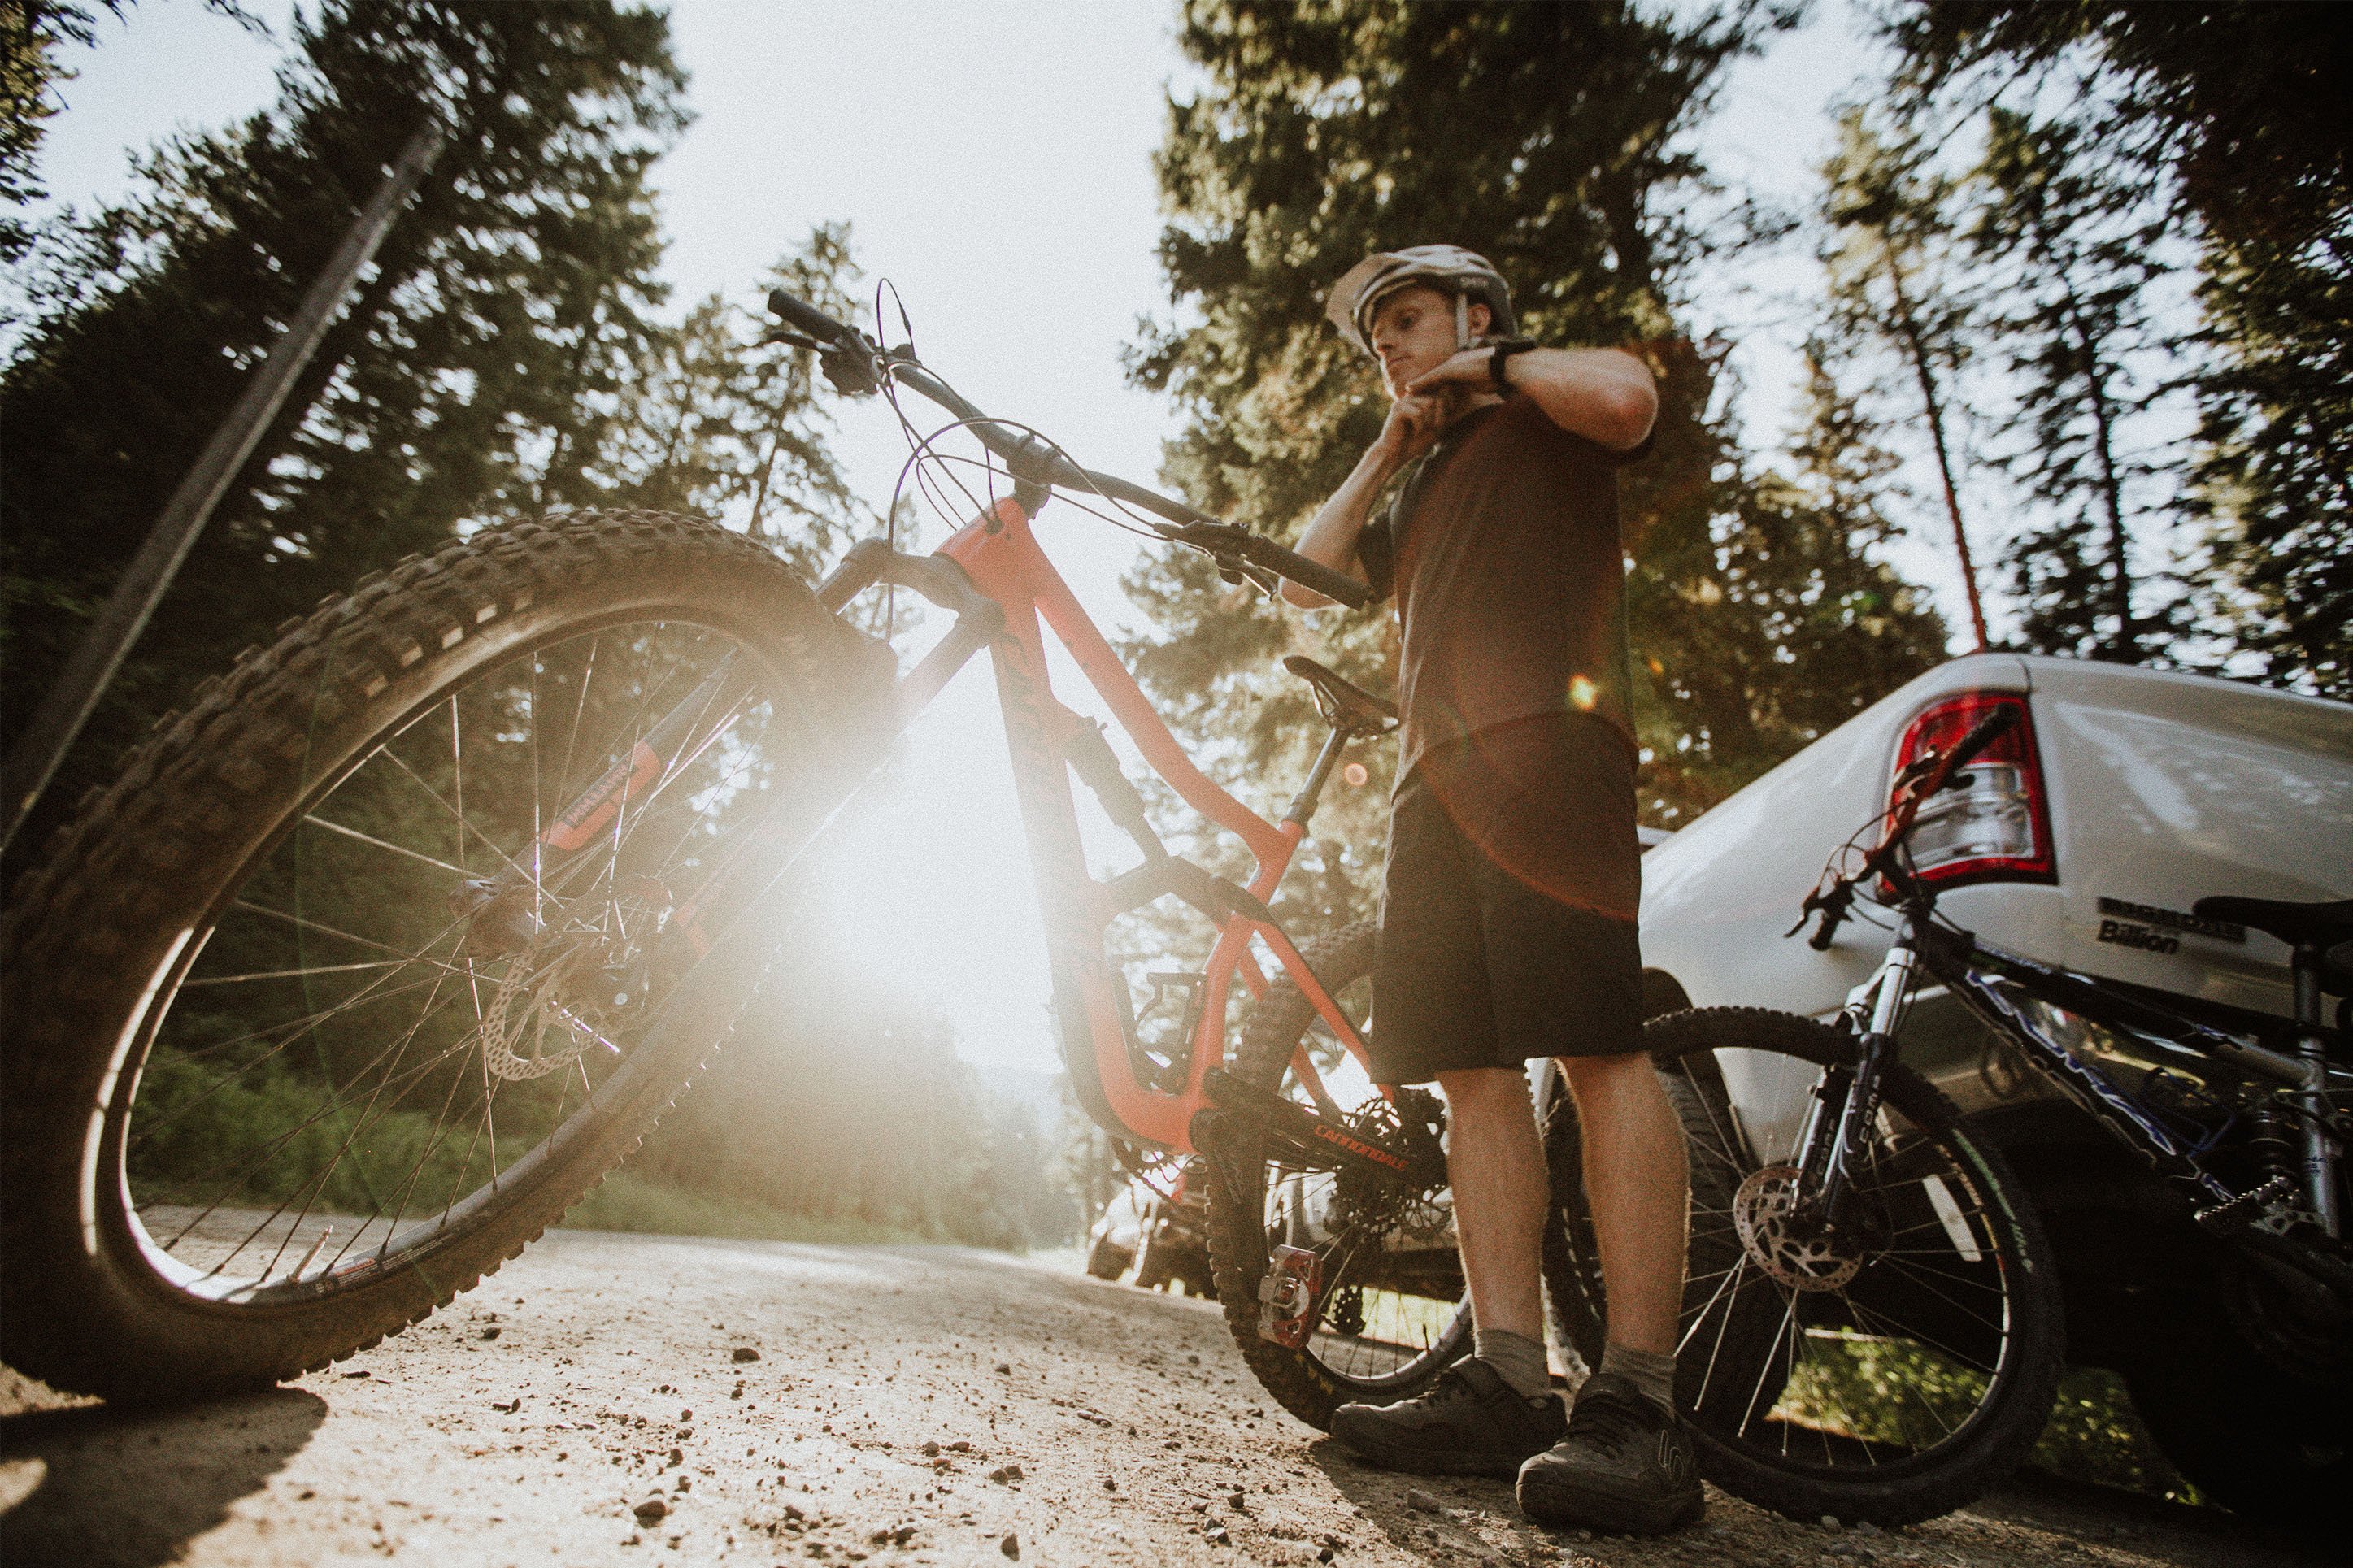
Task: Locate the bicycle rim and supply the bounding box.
[114,615,803,1305]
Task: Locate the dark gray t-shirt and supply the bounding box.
[1356,394,1648,780]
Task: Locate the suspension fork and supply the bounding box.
[1812,943,1917,1226]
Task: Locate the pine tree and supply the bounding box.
[1964,107,2180,662]
[1,1,689,861]
[1876,1,2352,692]
[1121,0,1950,934]
[1817,110,1992,653]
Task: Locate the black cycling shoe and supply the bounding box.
[1329,1357,1567,1479]
[1516,1372,1704,1535]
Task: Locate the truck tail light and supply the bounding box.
[1889,693,2055,887]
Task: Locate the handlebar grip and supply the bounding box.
[766,288,856,350]
[1242,536,1372,609]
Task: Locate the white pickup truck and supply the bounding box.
[1636,651,2353,1521]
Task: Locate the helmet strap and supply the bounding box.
[1454,293,1471,350]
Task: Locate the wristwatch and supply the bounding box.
[1488,335,1538,390]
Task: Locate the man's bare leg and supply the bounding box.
[1437,1066,1549,1342]
[1516,1051,1703,1535]
[1556,1051,1688,1354]
[1325,1065,1566,1476]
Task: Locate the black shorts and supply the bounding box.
[1369,715,1645,1085]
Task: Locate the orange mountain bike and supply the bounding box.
[0,289,1572,1422]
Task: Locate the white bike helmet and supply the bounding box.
[1325,245,1516,355]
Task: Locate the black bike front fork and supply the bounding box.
[1815,944,1918,1227]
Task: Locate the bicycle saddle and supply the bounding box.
[2190,895,2353,953]
[1284,654,1397,732]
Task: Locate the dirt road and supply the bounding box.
[0,1229,2332,1567]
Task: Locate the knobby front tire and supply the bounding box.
[1553,1008,2064,1527]
[1,511,878,1402]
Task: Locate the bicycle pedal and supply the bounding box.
[1258,1244,1321,1349]
[2194,1174,2295,1233]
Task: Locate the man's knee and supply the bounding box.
[1437,1066,1533,1116]
[1552,1050,1658,1097]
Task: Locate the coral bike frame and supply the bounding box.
[802,497,1378,1157]
[511,364,1400,1174]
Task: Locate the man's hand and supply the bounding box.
[1374,390,1449,470]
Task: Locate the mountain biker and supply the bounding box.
[1282,246,1700,1535]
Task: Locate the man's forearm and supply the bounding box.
[1499,346,1657,451]
[1282,443,1396,608]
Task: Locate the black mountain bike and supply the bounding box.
[1543,706,2351,1525]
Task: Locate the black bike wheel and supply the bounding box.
[1203,921,1579,1428]
[1551,1007,2064,1526]
[1,511,882,1401]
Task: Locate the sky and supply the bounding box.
[31,0,1942,1084]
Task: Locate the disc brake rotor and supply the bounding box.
[1734,1162,1864,1292]
[474,877,674,1084]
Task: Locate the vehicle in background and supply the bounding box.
[1636,651,2352,1525]
[1084,1158,1216,1297]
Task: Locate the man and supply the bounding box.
[1281,246,1700,1535]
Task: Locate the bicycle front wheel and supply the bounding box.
[1547,1007,2064,1526]
[1,511,884,1401]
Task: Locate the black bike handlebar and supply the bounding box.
[766,289,1373,610]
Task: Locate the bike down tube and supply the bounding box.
[934,497,1370,1151]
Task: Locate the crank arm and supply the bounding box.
[1194,1069,1444,1190]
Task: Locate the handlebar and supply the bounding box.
[1793,703,2020,949]
[766,289,1373,610]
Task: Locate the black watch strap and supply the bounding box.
[1488,336,1538,390]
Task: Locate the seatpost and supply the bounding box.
[1282,725,1354,827]
[2291,945,2342,1236]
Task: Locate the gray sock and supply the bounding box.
[1598,1340,1677,1416]
[1473,1328,1551,1402]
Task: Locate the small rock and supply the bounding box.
[946,1440,971,1452]
[1317,1551,1335,1565]
[666,1447,684,1466]
[1822,1514,1842,1529]
[999,1531,1020,1560]
[633,1497,668,1524]
[733,1346,761,1362]
[490,1397,520,1414]
[1405,1488,1442,1514]
[988,1463,1023,1483]
[994,1362,1011,1375]
[1204,1523,1231,1545]
[1228,1489,1247,1509]
[480,1326,502,1340]
[341,1369,371,1379]
[1855,1522,1881,1535]
[922,1441,940,1457]
[1103,1477,1116,1492]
